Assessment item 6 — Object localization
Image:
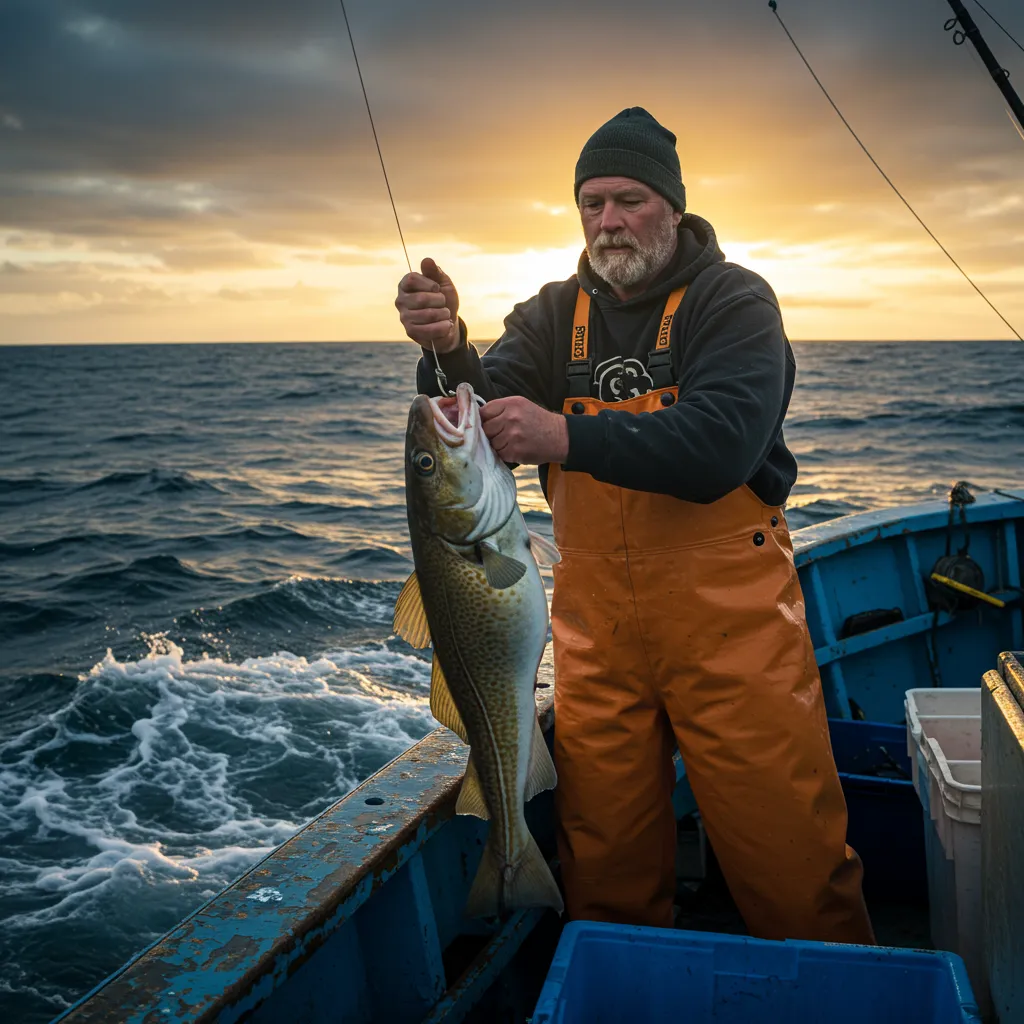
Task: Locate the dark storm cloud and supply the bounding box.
[4,0,1020,187]
[0,0,358,177]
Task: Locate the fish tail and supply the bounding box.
[464,832,564,919]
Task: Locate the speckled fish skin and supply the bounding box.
[403,383,561,917]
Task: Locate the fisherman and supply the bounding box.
[395,106,875,944]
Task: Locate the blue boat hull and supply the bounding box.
[53,491,1024,1023]
[795,490,1023,722]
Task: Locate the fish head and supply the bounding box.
[405,383,518,546]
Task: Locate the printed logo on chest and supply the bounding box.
[594,357,654,402]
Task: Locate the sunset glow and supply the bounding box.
[2,0,1023,344]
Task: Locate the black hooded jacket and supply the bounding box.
[415,213,798,506]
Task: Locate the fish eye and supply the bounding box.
[414,451,435,475]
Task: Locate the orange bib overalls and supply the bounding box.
[547,285,875,943]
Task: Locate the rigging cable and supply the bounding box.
[767,1,1023,343]
[337,0,456,394]
[972,0,1024,57]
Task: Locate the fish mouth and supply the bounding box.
[428,383,483,448]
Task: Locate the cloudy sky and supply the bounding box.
[1,0,1023,343]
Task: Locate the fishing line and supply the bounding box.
[972,0,1024,57]
[337,0,456,394]
[767,1,1023,343]
[337,0,410,274]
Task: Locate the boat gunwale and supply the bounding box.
[792,491,1024,565]
[53,682,554,1022]
[52,491,1024,1022]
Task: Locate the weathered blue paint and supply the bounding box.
[806,561,853,719]
[55,491,1024,1024]
[54,681,557,1024]
[796,491,1024,721]
[792,490,1024,565]
[982,652,1024,1024]
[814,595,1017,668]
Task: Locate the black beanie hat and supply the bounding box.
[574,107,686,212]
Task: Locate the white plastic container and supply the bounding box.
[904,688,986,1010]
[922,731,985,1014]
[904,688,980,793]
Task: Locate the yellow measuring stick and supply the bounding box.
[930,573,1006,609]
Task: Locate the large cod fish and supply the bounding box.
[394,382,564,918]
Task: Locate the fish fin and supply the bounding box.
[527,531,561,566]
[430,655,469,744]
[455,754,490,819]
[524,720,557,803]
[464,832,564,919]
[479,542,527,589]
[393,572,431,649]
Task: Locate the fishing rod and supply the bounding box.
[944,0,1024,135]
[768,0,1023,343]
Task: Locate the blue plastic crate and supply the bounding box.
[830,718,928,902]
[532,923,980,1024]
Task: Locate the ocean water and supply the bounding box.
[1,340,1021,1021]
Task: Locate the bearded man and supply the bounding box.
[395,106,875,945]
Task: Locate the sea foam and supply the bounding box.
[0,634,435,940]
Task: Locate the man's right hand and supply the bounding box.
[396,257,461,353]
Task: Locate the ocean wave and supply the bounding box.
[785,498,868,528]
[0,532,141,560]
[278,498,352,516]
[0,635,435,938]
[64,555,217,598]
[0,600,87,639]
[180,576,405,640]
[215,523,317,543]
[0,475,56,492]
[923,403,1024,428]
[0,477,66,510]
[335,545,411,571]
[74,469,223,496]
[273,386,336,401]
[99,433,187,447]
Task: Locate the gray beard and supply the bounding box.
[587,219,678,289]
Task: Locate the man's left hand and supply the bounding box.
[480,397,569,465]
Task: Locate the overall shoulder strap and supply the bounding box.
[647,285,688,389]
[566,287,592,398]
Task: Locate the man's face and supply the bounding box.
[578,177,682,289]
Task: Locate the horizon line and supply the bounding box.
[0,338,1018,347]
